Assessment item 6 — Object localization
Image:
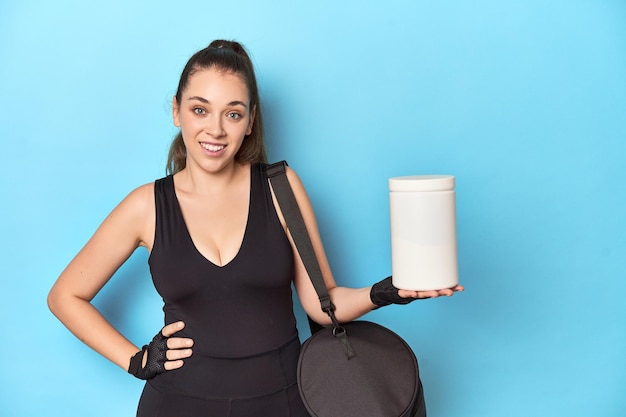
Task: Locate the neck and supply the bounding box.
[176,161,250,196]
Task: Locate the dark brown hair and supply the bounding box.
[166,40,266,174]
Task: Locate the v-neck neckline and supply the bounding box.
[170,166,253,268]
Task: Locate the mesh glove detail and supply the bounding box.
[370,276,416,308]
[128,331,168,380]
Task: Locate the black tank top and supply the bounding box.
[148,163,297,358]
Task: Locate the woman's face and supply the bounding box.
[173,67,255,173]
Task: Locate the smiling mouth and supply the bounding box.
[200,143,225,152]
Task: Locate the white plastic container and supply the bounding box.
[389,175,458,291]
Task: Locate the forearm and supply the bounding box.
[48,292,138,370]
[326,286,376,323]
[311,277,458,325]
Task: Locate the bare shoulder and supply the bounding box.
[285,166,307,194]
[283,165,316,216]
[109,182,155,220]
[103,181,156,249]
[268,165,311,226]
[123,182,155,209]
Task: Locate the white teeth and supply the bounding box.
[201,143,225,152]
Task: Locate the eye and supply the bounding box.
[226,111,243,120]
[193,107,206,115]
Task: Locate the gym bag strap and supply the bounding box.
[266,161,427,417]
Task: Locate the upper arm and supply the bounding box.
[50,182,156,303]
[270,167,338,321]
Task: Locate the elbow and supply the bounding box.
[47,283,73,318]
[47,285,61,317]
[47,282,93,321]
[306,309,332,327]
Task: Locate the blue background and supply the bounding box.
[1,1,625,416]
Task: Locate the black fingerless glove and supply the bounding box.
[128,331,168,380]
[370,276,415,308]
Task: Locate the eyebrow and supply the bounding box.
[187,96,248,108]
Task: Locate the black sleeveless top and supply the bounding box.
[148,164,297,358]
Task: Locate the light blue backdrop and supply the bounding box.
[1,1,624,416]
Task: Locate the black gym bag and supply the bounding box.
[267,162,426,417]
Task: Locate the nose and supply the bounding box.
[205,115,225,137]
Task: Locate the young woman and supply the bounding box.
[48,40,463,416]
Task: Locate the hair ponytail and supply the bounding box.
[166,133,186,175]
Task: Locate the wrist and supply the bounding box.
[128,347,146,376]
[370,276,415,307]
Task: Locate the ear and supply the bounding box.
[246,105,256,135]
[172,96,181,127]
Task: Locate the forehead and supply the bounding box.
[183,68,250,102]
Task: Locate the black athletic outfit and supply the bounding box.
[137,164,310,416]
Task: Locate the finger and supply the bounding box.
[166,347,193,361]
[167,337,194,349]
[398,290,428,300]
[397,289,418,298]
[416,290,440,299]
[163,359,185,371]
[161,321,185,337]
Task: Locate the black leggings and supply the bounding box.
[136,336,309,417]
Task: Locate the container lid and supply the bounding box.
[389,175,455,192]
